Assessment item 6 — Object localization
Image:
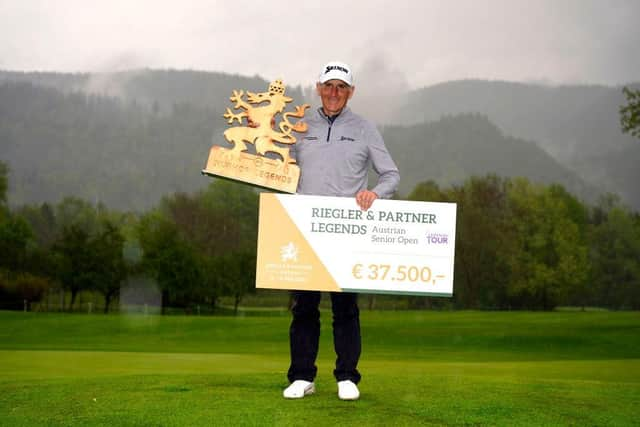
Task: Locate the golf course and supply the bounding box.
[1,309,639,426]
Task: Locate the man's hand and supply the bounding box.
[356,190,378,211]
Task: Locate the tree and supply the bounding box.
[53,225,93,310]
[51,198,124,311]
[55,197,103,237]
[217,251,256,314]
[156,180,259,311]
[0,273,52,311]
[17,203,58,248]
[447,175,513,309]
[0,215,33,273]
[161,191,237,258]
[0,161,7,212]
[505,179,589,310]
[408,180,446,203]
[589,202,640,309]
[90,221,127,313]
[546,184,591,308]
[197,179,259,253]
[137,212,203,313]
[620,86,640,138]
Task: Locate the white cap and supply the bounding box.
[318,61,353,86]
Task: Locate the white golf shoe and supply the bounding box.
[283,380,315,399]
[337,380,360,400]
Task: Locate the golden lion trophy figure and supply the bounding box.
[202,79,309,193]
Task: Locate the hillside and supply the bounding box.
[0,70,630,211]
[0,69,306,113]
[382,114,593,199]
[0,80,217,211]
[0,71,305,211]
[390,80,640,208]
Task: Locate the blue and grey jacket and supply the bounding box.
[291,107,400,199]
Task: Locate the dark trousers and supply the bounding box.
[287,291,361,384]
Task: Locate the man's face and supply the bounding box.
[316,79,354,116]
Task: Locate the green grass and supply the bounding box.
[1,310,639,426]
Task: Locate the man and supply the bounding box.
[283,61,400,400]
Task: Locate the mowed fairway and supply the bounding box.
[1,310,639,426]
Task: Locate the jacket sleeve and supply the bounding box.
[367,124,400,199]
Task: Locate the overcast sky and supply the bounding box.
[1,0,638,90]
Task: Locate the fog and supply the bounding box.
[2,0,638,90]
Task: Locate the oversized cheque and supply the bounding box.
[256,193,457,296]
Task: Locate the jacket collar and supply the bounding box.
[317,106,351,123]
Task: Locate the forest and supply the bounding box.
[1,162,639,312]
[1,70,639,312]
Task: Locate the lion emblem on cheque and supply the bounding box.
[222,79,309,165]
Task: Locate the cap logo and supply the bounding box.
[325,65,349,74]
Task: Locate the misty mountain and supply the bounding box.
[0,69,306,115]
[0,71,305,211]
[390,80,640,208]
[0,70,632,211]
[0,81,214,211]
[382,114,592,199]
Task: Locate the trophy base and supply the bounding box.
[202,146,299,193]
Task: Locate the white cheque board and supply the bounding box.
[256,193,456,296]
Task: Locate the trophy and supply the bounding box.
[202,79,309,193]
